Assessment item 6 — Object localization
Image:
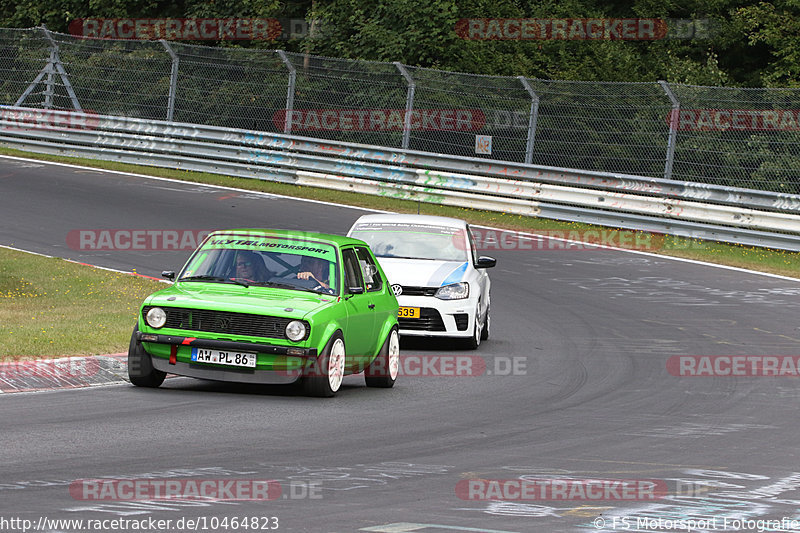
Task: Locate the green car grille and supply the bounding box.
[142,306,309,341]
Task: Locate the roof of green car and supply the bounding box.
[210,228,368,247]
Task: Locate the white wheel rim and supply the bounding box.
[388,330,400,380]
[328,338,345,392]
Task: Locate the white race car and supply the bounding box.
[348,214,495,349]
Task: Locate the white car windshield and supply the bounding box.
[350,222,469,261]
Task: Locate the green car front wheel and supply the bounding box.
[303,332,346,397]
[128,325,166,388]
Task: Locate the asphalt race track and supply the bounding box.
[2,156,800,533]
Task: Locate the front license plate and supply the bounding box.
[398,307,420,319]
[191,348,257,368]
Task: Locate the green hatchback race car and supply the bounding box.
[128,229,400,397]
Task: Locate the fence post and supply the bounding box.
[43,47,55,109]
[518,76,539,165]
[17,27,82,110]
[41,26,82,111]
[394,62,415,150]
[160,40,179,122]
[277,50,296,135]
[659,80,680,180]
[14,29,51,107]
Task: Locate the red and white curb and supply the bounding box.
[0,353,131,394]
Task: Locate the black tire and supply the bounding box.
[463,304,482,350]
[128,324,166,388]
[365,327,400,388]
[480,303,490,341]
[303,332,346,397]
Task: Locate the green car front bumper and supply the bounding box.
[137,331,317,385]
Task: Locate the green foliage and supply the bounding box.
[734,2,800,87]
[311,0,461,67]
[0,0,795,87]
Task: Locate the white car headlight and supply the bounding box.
[286,320,307,341]
[435,282,469,300]
[146,307,167,329]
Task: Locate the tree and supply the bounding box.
[735,1,800,87]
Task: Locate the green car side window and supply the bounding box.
[342,248,364,293]
[355,247,383,292]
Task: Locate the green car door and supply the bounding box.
[341,246,375,357]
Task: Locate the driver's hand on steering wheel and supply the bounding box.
[297,271,328,289]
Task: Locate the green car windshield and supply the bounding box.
[179,235,339,295]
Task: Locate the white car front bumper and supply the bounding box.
[396,294,478,338]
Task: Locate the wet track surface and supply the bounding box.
[2,156,800,532]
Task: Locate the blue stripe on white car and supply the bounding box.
[426,261,469,287]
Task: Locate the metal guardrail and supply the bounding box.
[1,105,800,251]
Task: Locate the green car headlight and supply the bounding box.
[145,307,167,329]
[286,320,307,341]
[435,282,469,300]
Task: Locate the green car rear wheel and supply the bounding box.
[365,327,400,388]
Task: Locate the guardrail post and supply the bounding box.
[160,40,179,122]
[518,76,539,165]
[659,80,680,180]
[277,50,296,135]
[394,62,415,150]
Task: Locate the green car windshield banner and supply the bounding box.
[202,236,336,261]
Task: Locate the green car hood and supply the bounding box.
[144,282,337,319]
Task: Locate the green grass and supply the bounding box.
[0,247,164,360]
[1,146,799,279]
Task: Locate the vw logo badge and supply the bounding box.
[216,317,232,331]
[391,284,403,296]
